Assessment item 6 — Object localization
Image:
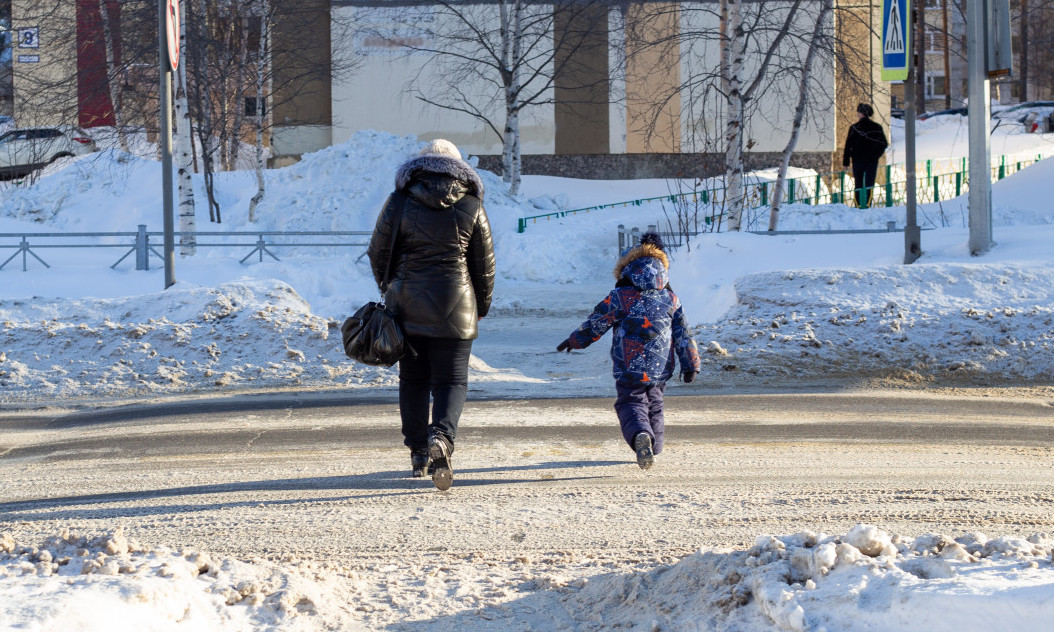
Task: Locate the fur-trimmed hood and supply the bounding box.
[396,154,484,198]
[614,243,669,290]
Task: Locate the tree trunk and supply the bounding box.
[724,0,745,231]
[175,0,197,254]
[229,7,250,170]
[1020,0,1029,102]
[247,0,269,222]
[193,0,221,222]
[98,0,128,151]
[499,0,523,195]
[914,4,927,114]
[769,0,830,231]
[942,0,951,109]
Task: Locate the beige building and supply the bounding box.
[289,1,889,178]
[4,1,892,181]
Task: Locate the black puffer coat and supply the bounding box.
[367,154,496,340]
[842,118,889,167]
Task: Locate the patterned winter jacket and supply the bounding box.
[566,243,701,386]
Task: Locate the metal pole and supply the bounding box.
[160,0,176,288]
[903,4,920,264]
[966,0,992,254]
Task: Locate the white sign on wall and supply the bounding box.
[17,26,40,48]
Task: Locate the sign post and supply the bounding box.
[882,0,919,263]
[966,0,1012,255]
[159,0,179,288]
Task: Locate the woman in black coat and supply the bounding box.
[842,103,889,208]
[367,139,496,490]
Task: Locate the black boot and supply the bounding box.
[634,432,654,470]
[428,433,454,491]
[410,447,430,478]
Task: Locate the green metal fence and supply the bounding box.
[516,151,1048,233]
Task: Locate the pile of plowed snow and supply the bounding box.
[4,525,1053,631]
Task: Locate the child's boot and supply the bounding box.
[634,432,654,469]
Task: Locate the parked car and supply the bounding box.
[992,101,1054,120]
[0,126,98,179]
[917,107,967,121]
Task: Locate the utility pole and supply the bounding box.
[966,0,993,255]
[904,6,919,264]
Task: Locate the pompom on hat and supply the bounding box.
[639,231,666,251]
[419,138,462,160]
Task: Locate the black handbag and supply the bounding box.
[341,195,415,367]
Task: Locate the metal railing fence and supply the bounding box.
[618,221,908,255]
[517,151,1048,233]
[0,225,372,272]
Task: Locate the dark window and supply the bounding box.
[245,97,265,117]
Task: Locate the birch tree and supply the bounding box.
[390,0,608,195]
[247,0,271,223]
[722,0,746,230]
[175,0,197,253]
[768,0,832,231]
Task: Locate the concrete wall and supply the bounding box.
[554,4,609,154]
[330,3,555,155]
[477,149,834,180]
[270,0,332,164]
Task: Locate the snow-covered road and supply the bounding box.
[3,390,1054,629]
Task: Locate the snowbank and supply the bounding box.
[0,529,345,632]
[0,280,389,402]
[566,525,1054,632]
[688,262,1054,385]
[4,525,1053,631]
[2,130,1054,401]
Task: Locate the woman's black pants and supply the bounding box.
[398,336,473,450]
[853,161,879,208]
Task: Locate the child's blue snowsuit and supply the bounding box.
[564,243,700,453]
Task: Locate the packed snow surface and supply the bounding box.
[3,526,1053,631]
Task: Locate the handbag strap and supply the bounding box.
[380,192,408,292]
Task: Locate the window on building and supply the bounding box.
[927,31,946,53]
[925,74,947,99]
[245,97,265,118]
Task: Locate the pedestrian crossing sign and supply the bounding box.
[881,0,911,81]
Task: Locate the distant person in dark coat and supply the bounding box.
[556,232,700,470]
[367,139,496,490]
[842,103,889,208]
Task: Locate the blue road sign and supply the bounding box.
[881,0,911,81]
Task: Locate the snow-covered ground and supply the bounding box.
[2,115,1054,629]
[3,526,1053,631]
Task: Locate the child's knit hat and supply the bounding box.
[639,231,665,252]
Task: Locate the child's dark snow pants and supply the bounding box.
[614,383,666,454]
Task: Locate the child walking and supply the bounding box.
[557,232,700,469]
